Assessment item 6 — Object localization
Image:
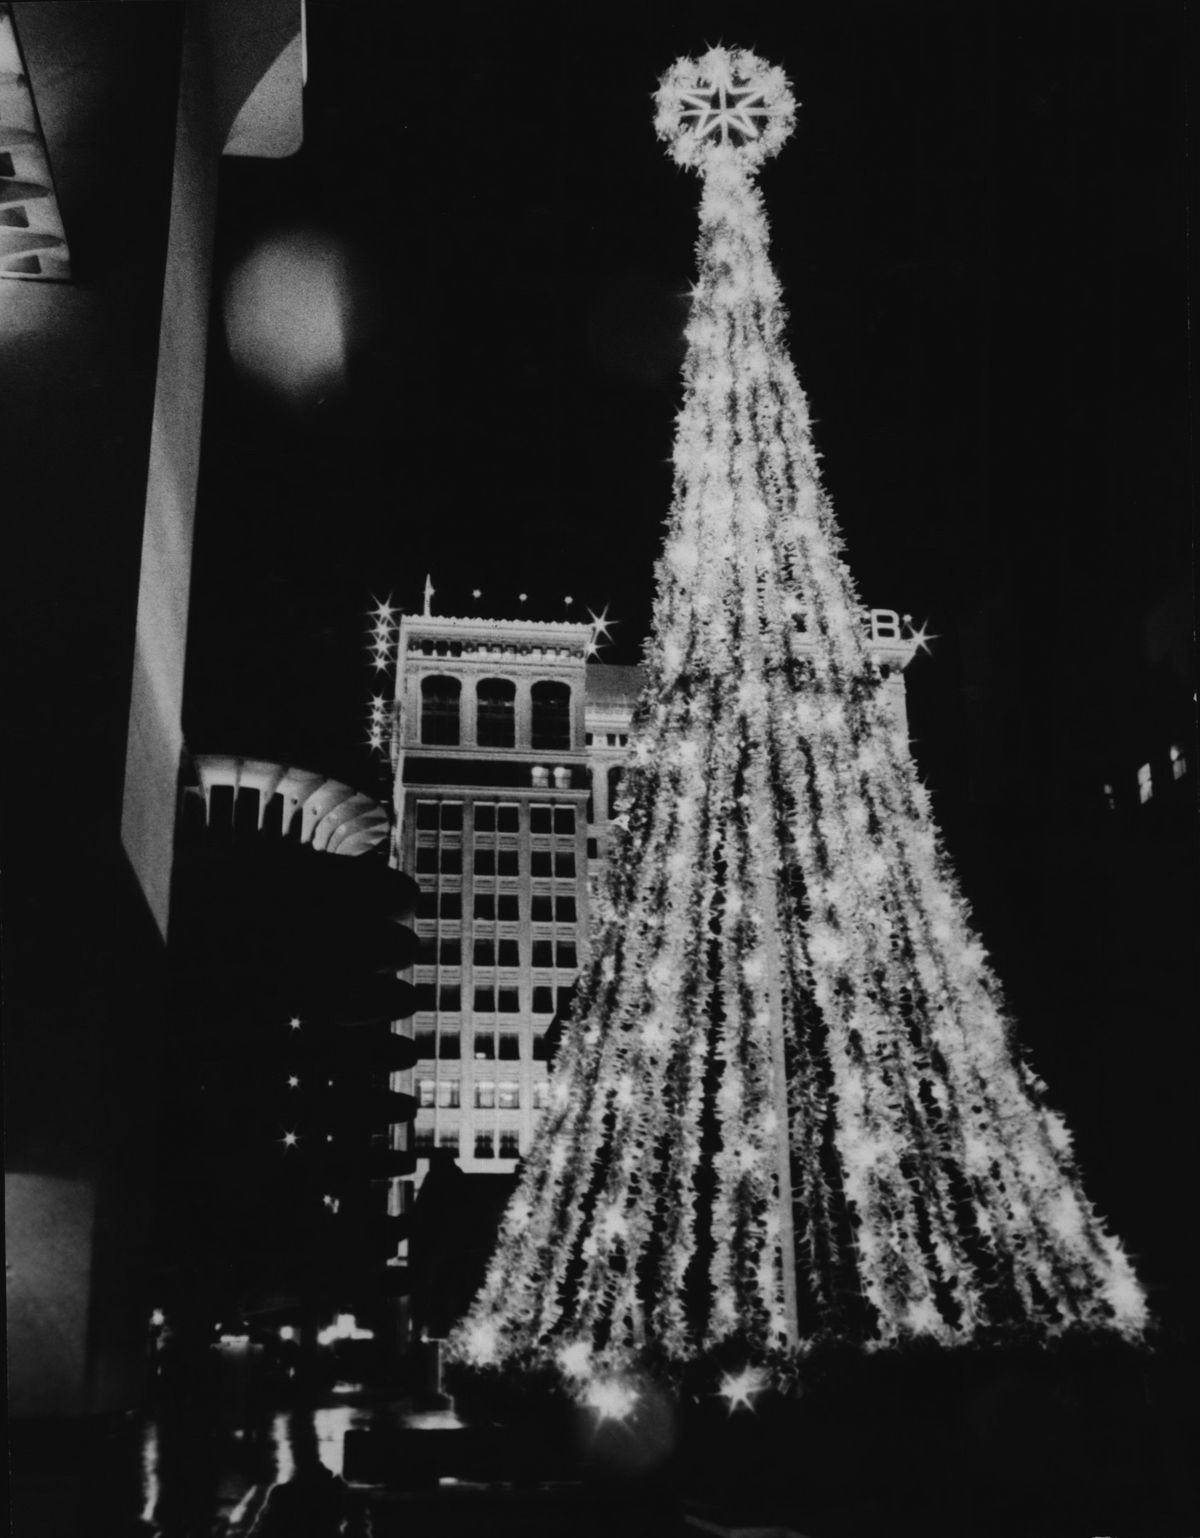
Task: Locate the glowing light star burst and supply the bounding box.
[449,44,1147,1406]
[906,619,937,655]
[584,1377,639,1424]
[719,1365,768,1412]
[586,604,618,658]
[364,598,398,755]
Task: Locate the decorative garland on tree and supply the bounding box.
[449,46,1146,1416]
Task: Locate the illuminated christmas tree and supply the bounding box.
[451,46,1146,1411]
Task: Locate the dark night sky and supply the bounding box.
[185,1,1190,798]
[184,1,1196,1306]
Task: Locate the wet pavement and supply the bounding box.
[11,1340,1198,1537]
[10,1385,692,1538]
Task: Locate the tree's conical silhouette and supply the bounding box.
[451,46,1146,1407]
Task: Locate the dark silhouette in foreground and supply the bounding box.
[249,1414,372,1538]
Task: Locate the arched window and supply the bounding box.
[531,680,571,751]
[476,677,516,748]
[421,675,461,745]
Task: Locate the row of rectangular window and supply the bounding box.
[415,779,625,838]
[414,1023,565,1059]
[417,940,578,968]
[414,982,575,1018]
[415,847,577,877]
[415,1128,522,1159]
[416,891,577,921]
[417,1079,527,1109]
[416,802,578,834]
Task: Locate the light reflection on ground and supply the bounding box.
[269,1412,296,1483]
[403,1407,465,1430]
[139,1420,160,1523]
[138,1399,393,1530]
[312,1405,358,1476]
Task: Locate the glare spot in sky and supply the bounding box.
[223,229,351,402]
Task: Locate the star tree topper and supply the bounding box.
[654,45,796,173]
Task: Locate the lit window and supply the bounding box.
[1103,783,1116,812]
[1137,763,1153,804]
[498,1081,521,1110]
[417,1078,436,1107]
[437,1080,460,1109]
[476,678,516,748]
[498,1131,521,1160]
[475,1080,496,1109]
[1170,744,1187,780]
[420,676,461,746]
[533,1080,550,1108]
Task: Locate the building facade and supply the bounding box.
[389,613,633,1178]
[388,606,919,1186]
